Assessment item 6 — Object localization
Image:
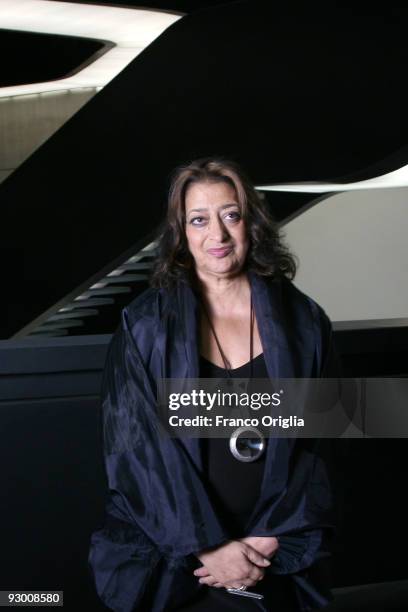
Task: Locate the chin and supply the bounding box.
[208,264,243,277]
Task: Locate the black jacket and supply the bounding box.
[88,272,338,611]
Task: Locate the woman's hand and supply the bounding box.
[238,536,279,560]
[193,540,270,589]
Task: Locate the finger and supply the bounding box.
[193,567,210,577]
[246,547,271,568]
[228,579,256,589]
[249,566,265,582]
[198,576,218,587]
[212,582,224,588]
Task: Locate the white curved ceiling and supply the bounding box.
[258,162,408,192]
[0,0,182,97]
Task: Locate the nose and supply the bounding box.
[208,216,228,242]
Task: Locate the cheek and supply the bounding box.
[185,229,203,254]
[235,227,249,251]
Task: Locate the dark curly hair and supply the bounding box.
[150,157,297,288]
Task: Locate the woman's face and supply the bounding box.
[184,180,249,280]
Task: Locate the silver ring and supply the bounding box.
[238,585,247,591]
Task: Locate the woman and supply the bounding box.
[88,158,338,612]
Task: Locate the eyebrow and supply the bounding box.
[187,203,239,215]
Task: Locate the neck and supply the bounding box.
[194,269,251,315]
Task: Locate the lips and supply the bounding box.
[207,246,233,258]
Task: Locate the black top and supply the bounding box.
[176,353,298,611]
[200,352,269,537]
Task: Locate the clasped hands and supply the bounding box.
[193,536,279,590]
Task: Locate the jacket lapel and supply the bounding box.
[175,280,203,469]
[248,271,295,379]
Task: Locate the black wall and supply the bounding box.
[0,332,407,610]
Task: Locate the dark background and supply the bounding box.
[1,2,408,609]
[2,1,408,337]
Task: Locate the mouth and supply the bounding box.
[207,246,233,258]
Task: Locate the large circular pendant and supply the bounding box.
[229,426,265,462]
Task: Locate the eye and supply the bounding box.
[190,216,207,226]
[224,211,241,222]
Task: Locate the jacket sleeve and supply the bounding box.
[88,306,228,612]
[245,304,340,611]
[88,309,163,612]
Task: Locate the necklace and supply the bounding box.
[201,294,254,377]
[200,293,265,463]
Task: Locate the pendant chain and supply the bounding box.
[201,294,254,379]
